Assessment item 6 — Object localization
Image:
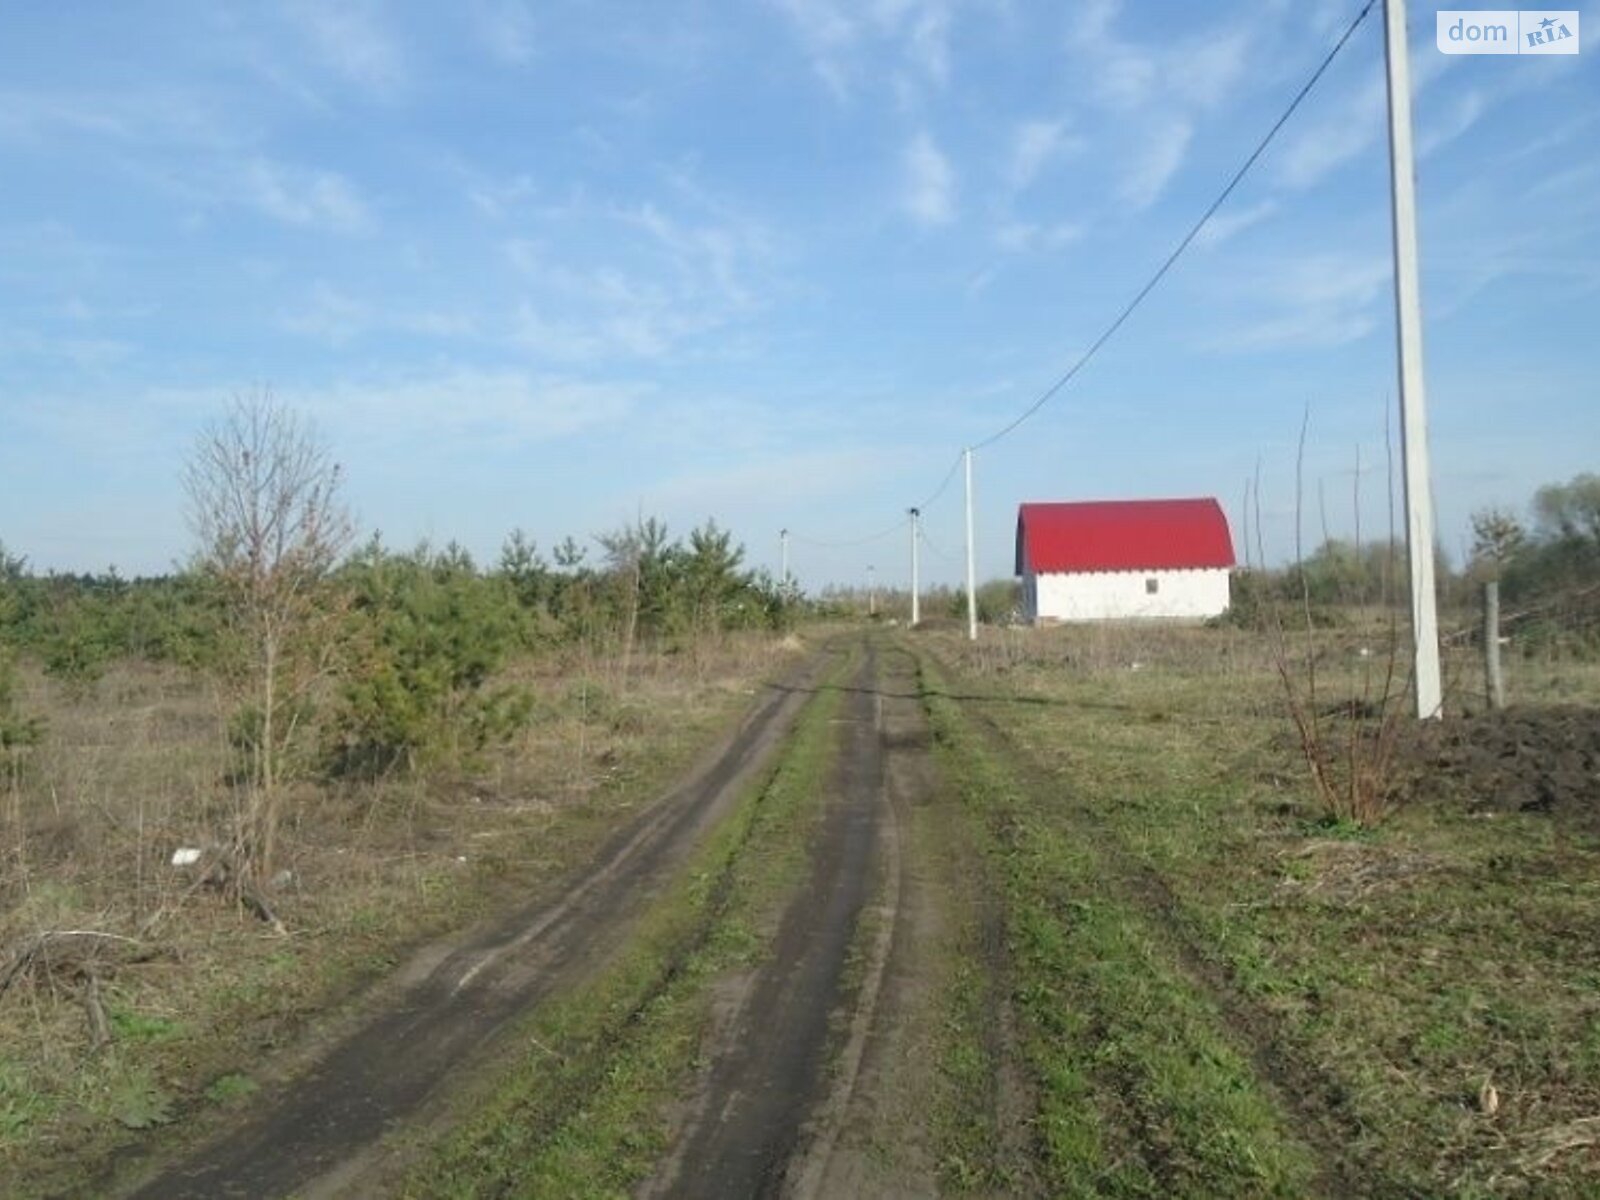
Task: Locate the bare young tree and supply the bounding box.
[184,390,352,893]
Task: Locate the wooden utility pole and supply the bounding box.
[1383,0,1444,718]
[1483,580,1505,710]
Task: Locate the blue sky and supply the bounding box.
[1,1,1596,588]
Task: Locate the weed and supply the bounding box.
[203,1073,258,1105]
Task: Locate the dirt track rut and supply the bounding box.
[116,652,829,1200]
[650,642,895,1198]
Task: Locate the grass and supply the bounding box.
[400,643,854,1197]
[0,633,802,1195]
[919,621,1600,1196]
[918,649,1322,1197]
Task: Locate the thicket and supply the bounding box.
[0,523,799,785]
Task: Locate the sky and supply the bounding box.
[1,1,1597,590]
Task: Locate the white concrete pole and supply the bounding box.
[1383,0,1443,719]
[908,508,921,627]
[780,528,790,589]
[964,448,977,642]
[868,564,876,617]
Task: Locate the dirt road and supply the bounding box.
[647,642,895,1198]
[116,648,834,1200]
[112,637,960,1199]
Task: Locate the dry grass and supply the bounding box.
[919,617,1600,1194]
[0,631,800,1192]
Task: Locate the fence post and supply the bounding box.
[1483,579,1505,711]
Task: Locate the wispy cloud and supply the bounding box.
[0,87,232,149]
[994,220,1083,253]
[904,2,953,85]
[243,159,370,232]
[1195,199,1277,248]
[1275,73,1385,189]
[473,0,537,65]
[284,1,406,94]
[282,283,474,345]
[903,130,955,226]
[300,368,639,446]
[770,0,858,97]
[1070,2,1252,114]
[498,186,775,364]
[1419,89,1490,158]
[512,302,684,362]
[768,0,957,100]
[1208,254,1390,351]
[1119,117,1192,209]
[1007,118,1080,192]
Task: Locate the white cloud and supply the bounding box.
[243,159,370,232]
[283,283,368,344]
[282,283,475,345]
[495,183,774,365]
[1119,117,1192,209]
[1008,118,1079,192]
[903,130,955,226]
[473,0,537,65]
[770,0,858,97]
[0,87,232,149]
[513,303,680,362]
[1195,199,1277,248]
[1209,255,1390,351]
[769,0,957,99]
[468,173,539,219]
[284,1,406,94]
[1276,73,1385,189]
[994,220,1083,253]
[1173,27,1252,110]
[301,368,638,445]
[905,4,953,85]
[1419,89,1490,158]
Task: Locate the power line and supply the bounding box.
[918,525,955,563]
[971,0,1380,451]
[912,450,966,514]
[786,517,910,549]
[780,0,1380,564]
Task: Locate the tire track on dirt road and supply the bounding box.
[649,639,922,1200]
[112,648,837,1200]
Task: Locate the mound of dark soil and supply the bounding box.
[1387,705,1600,829]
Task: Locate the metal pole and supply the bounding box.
[908,508,921,627]
[964,448,977,642]
[1383,0,1443,719]
[780,528,790,589]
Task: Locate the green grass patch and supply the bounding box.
[922,624,1600,1195]
[203,1073,258,1105]
[919,655,1322,1198]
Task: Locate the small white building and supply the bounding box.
[1016,498,1235,623]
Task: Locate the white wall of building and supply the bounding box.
[1024,568,1231,622]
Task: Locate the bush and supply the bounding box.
[327,543,532,778]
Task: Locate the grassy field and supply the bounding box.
[0,634,799,1194]
[915,620,1600,1196]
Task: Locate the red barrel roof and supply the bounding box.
[1016,498,1235,574]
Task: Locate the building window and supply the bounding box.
[1145,577,1159,595]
